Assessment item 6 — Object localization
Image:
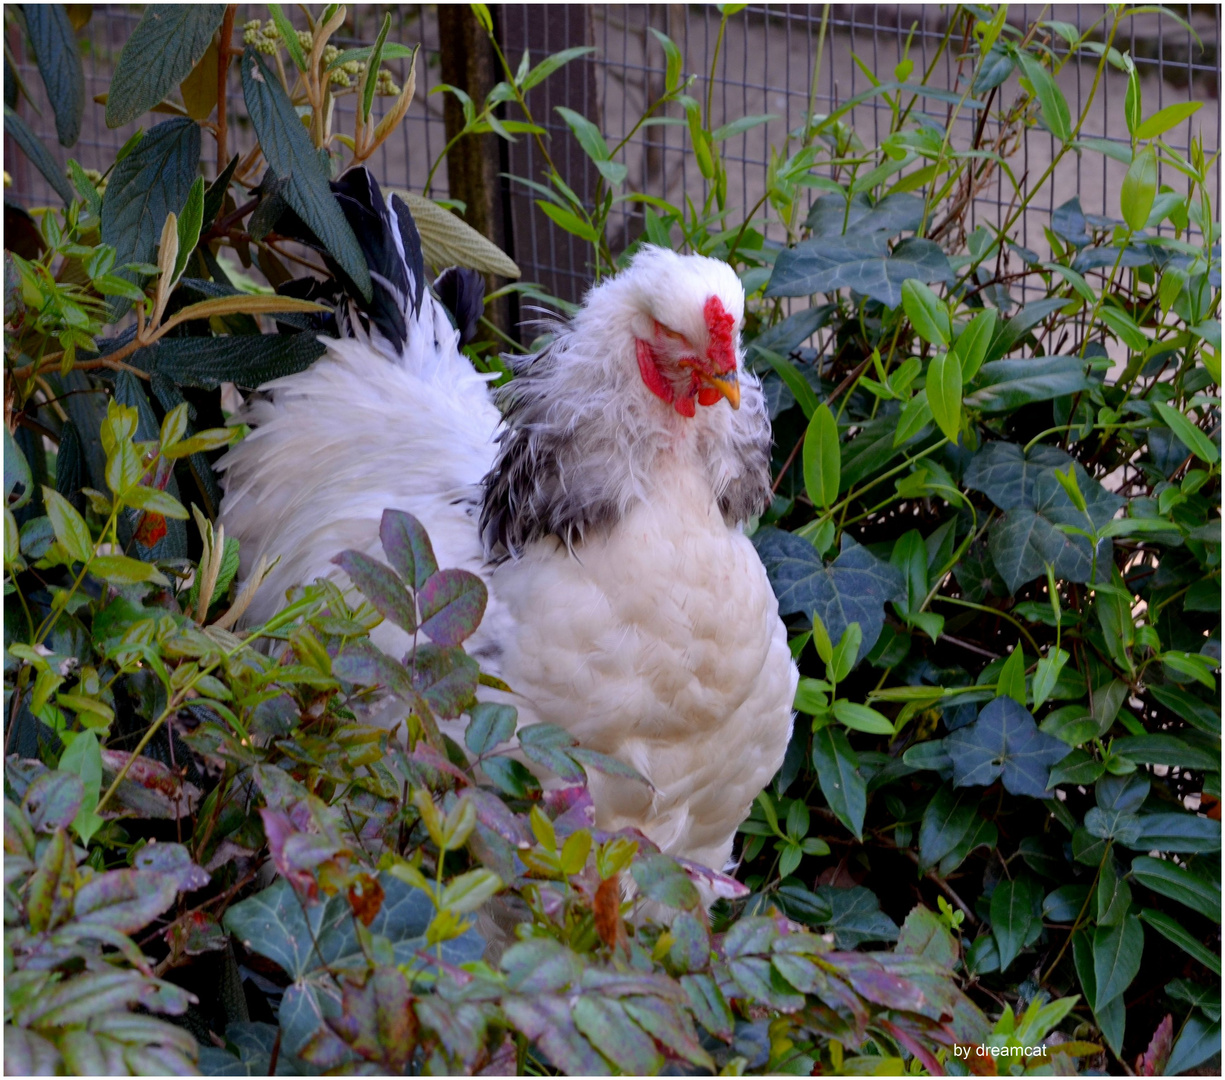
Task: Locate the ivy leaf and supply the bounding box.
[943,697,1070,798]
[963,441,1072,511]
[754,530,904,665]
[241,48,371,300]
[21,3,84,146]
[965,356,1093,412]
[106,5,225,127]
[766,233,952,308]
[805,191,926,237]
[813,885,899,948]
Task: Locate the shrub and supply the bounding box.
[4,3,1220,1076]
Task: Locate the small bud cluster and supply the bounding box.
[242,19,280,55]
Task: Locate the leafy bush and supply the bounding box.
[4,2,1221,1076]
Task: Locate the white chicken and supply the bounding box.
[219,168,797,880]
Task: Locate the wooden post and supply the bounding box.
[437,5,513,339]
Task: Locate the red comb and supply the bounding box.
[703,296,736,374]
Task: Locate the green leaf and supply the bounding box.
[966,356,1093,412]
[925,352,962,443]
[754,530,905,667]
[1032,646,1069,710]
[902,280,950,346]
[418,568,487,646]
[1016,51,1071,142]
[918,784,993,873]
[555,105,611,164]
[1121,146,1158,232]
[944,697,1069,798]
[1153,401,1219,464]
[90,554,169,586]
[42,487,92,563]
[465,702,518,756]
[803,404,840,509]
[241,48,371,300]
[121,485,188,519]
[1135,100,1203,139]
[333,549,417,634]
[521,45,596,92]
[6,427,33,510]
[22,3,84,147]
[814,884,899,948]
[832,700,894,735]
[953,308,997,382]
[1166,1012,1221,1076]
[128,330,327,388]
[811,725,866,839]
[1130,857,1221,922]
[361,13,392,122]
[172,175,205,286]
[996,645,1027,706]
[268,4,308,73]
[1093,913,1144,1007]
[99,118,201,311]
[106,5,226,127]
[991,874,1040,971]
[1138,908,1220,975]
[766,234,952,308]
[535,200,599,243]
[893,390,933,447]
[3,105,76,204]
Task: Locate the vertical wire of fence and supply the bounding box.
[4,5,1220,312]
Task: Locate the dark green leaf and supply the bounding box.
[1139,908,1220,975]
[127,330,326,388]
[1093,913,1144,1007]
[1131,856,1221,922]
[991,874,1041,971]
[811,725,866,839]
[805,191,926,238]
[766,233,952,308]
[814,884,899,948]
[754,530,905,666]
[241,48,371,300]
[1126,813,1221,854]
[1111,734,1221,772]
[74,869,179,933]
[106,5,225,127]
[966,356,1094,412]
[3,105,76,204]
[99,118,201,310]
[944,697,1070,797]
[22,3,84,146]
[1166,1011,1221,1076]
[630,854,700,911]
[5,426,33,510]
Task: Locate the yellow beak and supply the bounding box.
[703,370,741,410]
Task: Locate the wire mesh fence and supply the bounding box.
[5,4,1220,311]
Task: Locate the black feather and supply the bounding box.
[434,267,485,346]
[389,195,425,317]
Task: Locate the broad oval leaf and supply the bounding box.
[106,5,225,127]
[925,352,962,443]
[418,568,487,646]
[1120,146,1158,233]
[803,403,840,509]
[902,279,950,346]
[334,549,417,634]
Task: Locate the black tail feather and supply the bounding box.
[434,267,485,347]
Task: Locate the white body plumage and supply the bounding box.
[218,171,796,880]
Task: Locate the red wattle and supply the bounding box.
[636,338,674,404]
[697,386,721,407]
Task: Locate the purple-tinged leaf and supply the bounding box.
[380,508,437,590]
[27,827,76,934]
[502,995,611,1076]
[334,639,419,705]
[464,701,518,756]
[573,996,664,1074]
[631,854,700,911]
[502,938,584,993]
[333,549,417,634]
[570,747,653,787]
[680,972,734,1040]
[24,770,84,832]
[412,644,479,718]
[418,568,487,645]
[3,1028,61,1075]
[134,842,210,892]
[73,869,180,934]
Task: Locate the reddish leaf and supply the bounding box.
[418,568,487,645]
[412,644,479,718]
[1137,1013,1174,1076]
[134,511,167,547]
[73,869,179,934]
[348,873,385,927]
[594,874,626,952]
